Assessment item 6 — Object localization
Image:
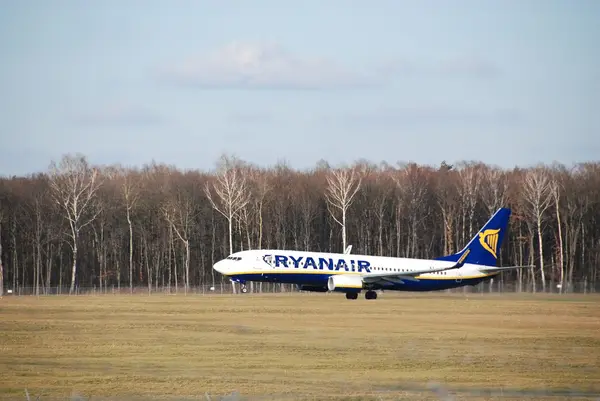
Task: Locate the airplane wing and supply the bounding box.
[477,265,534,274]
[362,249,471,285]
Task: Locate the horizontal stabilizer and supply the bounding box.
[478,265,534,274]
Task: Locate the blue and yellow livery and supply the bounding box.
[213,207,531,300]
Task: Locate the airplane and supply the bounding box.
[212,207,532,300]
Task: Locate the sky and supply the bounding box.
[1,0,598,176]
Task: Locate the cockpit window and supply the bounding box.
[226,256,242,261]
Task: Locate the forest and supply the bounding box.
[0,153,598,296]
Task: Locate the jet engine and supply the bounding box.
[327,274,364,292]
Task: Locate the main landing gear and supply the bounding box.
[345,290,378,300]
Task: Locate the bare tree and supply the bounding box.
[563,165,591,292]
[551,177,564,293]
[324,167,362,252]
[365,168,393,256]
[204,155,251,256]
[29,190,45,296]
[435,162,459,255]
[522,167,554,292]
[123,173,140,293]
[48,154,103,294]
[108,167,141,293]
[456,162,483,242]
[270,165,292,252]
[251,169,271,251]
[481,167,508,215]
[393,163,430,258]
[162,189,195,293]
[204,155,251,293]
[293,174,319,252]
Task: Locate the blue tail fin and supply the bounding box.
[436,207,511,266]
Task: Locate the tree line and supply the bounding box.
[0,153,598,296]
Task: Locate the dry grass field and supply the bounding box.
[1,291,599,400]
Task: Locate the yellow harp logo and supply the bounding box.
[478,228,500,258]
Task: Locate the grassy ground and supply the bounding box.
[1,291,599,400]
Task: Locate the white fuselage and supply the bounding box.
[213,249,496,292]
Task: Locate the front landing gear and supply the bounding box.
[232,279,248,294]
[345,292,358,300]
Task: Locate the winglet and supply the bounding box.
[456,248,471,266]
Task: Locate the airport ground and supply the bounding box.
[1,291,599,400]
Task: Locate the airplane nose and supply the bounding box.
[213,260,226,275]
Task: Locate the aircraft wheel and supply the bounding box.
[240,285,248,293]
[365,290,377,300]
[345,292,358,300]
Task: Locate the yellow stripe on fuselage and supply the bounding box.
[222,269,499,281]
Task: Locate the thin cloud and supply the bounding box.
[160,41,381,90]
